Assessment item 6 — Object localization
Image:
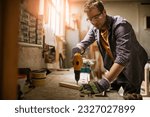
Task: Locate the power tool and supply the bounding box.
[73,53,83,85]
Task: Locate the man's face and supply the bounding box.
[86,6,106,29]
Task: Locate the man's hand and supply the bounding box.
[72,47,81,57]
[80,78,110,94]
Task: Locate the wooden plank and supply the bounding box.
[59,82,80,90]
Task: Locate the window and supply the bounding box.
[49,0,68,36]
[39,0,70,45]
[66,0,69,26]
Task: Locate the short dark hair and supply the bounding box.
[84,0,104,13]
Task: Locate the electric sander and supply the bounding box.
[73,53,83,85]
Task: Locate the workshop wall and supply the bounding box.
[18,46,46,70]
[69,1,89,41]
[105,2,150,58]
[64,2,83,68]
[46,36,66,69]
[105,2,139,37]
[139,4,150,58]
[18,0,46,70]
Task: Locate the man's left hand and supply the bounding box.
[80,78,110,94]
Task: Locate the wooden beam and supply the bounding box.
[59,82,80,90]
[0,0,2,98]
[0,0,20,99]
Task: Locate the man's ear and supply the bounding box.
[102,9,106,16]
[102,9,107,16]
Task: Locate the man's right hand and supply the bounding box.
[72,47,81,57]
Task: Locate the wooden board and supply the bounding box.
[59,82,80,90]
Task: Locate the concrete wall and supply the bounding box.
[105,2,150,58]
[65,29,80,67]
[18,46,46,70]
[139,4,150,58]
[105,2,139,37]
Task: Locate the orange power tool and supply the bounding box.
[73,53,83,85]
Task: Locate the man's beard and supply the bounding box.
[99,21,107,31]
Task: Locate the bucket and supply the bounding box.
[31,70,46,87]
[32,78,46,87]
[18,75,27,93]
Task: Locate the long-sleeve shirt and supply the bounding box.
[77,15,148,87]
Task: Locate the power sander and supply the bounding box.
[73,53,83,85]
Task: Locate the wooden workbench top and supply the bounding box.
[23,68,123,100]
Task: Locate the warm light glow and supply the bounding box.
[66,0,69,26]
[44,0,71,44]
[39,0,44,15]
[51,6,56,33]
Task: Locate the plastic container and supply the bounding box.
[80,67,91,84]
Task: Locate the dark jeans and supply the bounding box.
[111,73,141,95]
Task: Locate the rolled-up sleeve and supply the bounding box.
[77,27,96,50]
[114,23,131,66]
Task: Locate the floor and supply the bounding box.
[22,68,150,100]
[23,69,123,100]
[141,83,150,100]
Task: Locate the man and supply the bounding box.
[72,0,148,99]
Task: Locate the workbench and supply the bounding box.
[23,68,123,100]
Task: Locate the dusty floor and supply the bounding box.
[23,69,123,100]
